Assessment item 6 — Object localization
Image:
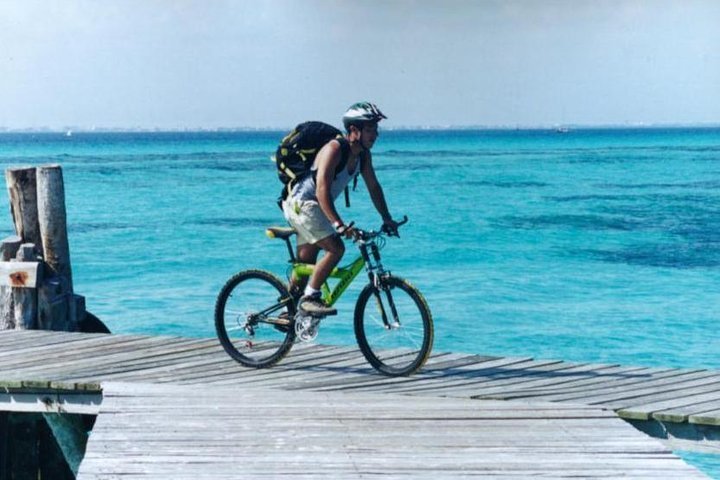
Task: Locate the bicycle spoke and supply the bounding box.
[215,270,296,368]
[355,277,433,376]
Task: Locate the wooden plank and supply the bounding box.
[0,261,41,288]
[0,336,198,378]
[389,359,588,397]
[529,369,712,405]
[233,352,482,390]
[0,391,101,414]
[618,390,720,421]
[418,361,620,398]
[589,375,720,409]
[653,399,720,423]
[289,355,535,392]
[689,409,720,426]
[277,353,502,393]
[362,358,596,397]
[486,367,689,401]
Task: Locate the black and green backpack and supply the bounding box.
[274,121,356,207]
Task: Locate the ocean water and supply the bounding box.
[1,128,720,475]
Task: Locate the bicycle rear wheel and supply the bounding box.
[215,269,296,368]
[354,276,434,376]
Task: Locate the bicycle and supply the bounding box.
[214,216,434,376]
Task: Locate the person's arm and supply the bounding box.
[314,140,345,229]
[361,152,398,233]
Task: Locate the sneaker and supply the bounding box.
[298,293,337,316]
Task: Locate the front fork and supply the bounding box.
[360,243,400,330]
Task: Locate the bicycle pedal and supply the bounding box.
[294,313,322,343]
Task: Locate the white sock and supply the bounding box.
[304,286,320,298]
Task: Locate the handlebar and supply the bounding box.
[352,215,409,242]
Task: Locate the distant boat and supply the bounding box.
[65,130,73,137]
[555,127,570,133]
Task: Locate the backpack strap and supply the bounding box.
[344,149,365,208]
[335,137,351,174]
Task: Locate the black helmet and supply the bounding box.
[342,102,387,131]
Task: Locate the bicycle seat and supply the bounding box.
[266,226,296,240]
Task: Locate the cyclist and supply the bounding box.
[282,102,401,316]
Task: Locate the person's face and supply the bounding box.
[360,123,379,149]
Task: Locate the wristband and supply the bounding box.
[333,221,345,233]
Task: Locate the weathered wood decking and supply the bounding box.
[78,382,706,479]
[1,329,718,478]
[2,330,720,428]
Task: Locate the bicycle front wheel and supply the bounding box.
[354,276,434,376]
[215,269,296,368]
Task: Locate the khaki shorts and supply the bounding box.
[282,199,335,246]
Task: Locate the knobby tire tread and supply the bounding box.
[215,269,295,368]
[354,276,434,376]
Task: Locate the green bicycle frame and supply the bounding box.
[292,255,366,307]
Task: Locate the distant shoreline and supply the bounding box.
[1,124,720,134]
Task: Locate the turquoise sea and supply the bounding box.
[1,128,719,476]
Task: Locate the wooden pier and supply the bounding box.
[0,329,717,478]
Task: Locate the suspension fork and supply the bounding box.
[360,243,400,329]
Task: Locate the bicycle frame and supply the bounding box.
[291,255,366,307]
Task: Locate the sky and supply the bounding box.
[1,0,718,130]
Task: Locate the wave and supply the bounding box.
[467,180,549,188]
[495,214,642,231]
[547,192,720,204]
[188,218,278,228]
[578,244,720,269]
[70,222,138,233]
[596,180,720,190]
[70,217,279,233]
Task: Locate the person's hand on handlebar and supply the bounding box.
[334,221,356,239]
[381,218,401,237]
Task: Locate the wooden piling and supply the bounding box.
[0,236,22,329]
[4,168,42,251]
[12,244,39,330]
[36,166,77,331]
[36,165,73,290]
[3,164,102,334]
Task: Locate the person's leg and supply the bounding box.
[288,242,319,298]
[306,234,345,291]
[298,235,345,315]
[282,199,343,315]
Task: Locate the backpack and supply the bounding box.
[274,121,357,208]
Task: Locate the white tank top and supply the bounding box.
[291,157,361,202]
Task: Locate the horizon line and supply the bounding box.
[2,122,720,133]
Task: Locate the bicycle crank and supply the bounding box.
[294,313,322,343]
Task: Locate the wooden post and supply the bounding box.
[36,165,72,288]
[12,244,39,330]
[3,165,93,333]
[0,236,22,330]
[5,168,42,250]
[36,165,75,331]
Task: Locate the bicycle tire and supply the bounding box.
[354,276,434,376]
[215,269,296,368]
